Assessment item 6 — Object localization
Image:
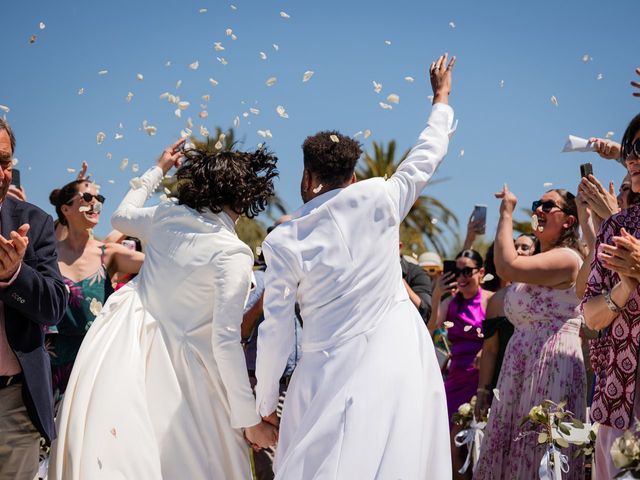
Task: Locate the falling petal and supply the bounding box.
[132,164,140,173]
[189,61,199,70]
[248,108,259,115]
[29,34,37,44]
[176,80,182,89]
[231,34,237,41]
[273,44,279,51]
[242,112,249,118]
[499,80,505,88]
[214,141,223,150]
[266,77,277,87]
[379,102,393,110]
[199,8,207,13]
[493,389,500,401]
[119,158,129,170]
[77,88,84,95]
[165,60,171,67]
[209,78,219,87]
[550,95,558,107]
[136,73,143,81]
[108,179,114,184]
[384,40,391,45]
[276,105,289,118]
[373,81,382,93]
[606,131,615,139]
[67,168,76,173]
[226,28,233,36]
[181,128,192,139]
[404,76,414,83]
[449,21,456,28]
[581,54,590,63]
[303,70,314,82]
[259,52,267,60]
[596,73,604,80]
[463,325,472,332]
[312,184,324,194]
[543,182,553,188]
[114,133,123,140]
[144,125,157,136]
[322,350,330,358]
[106,152,112,160]
[280,11,290,18]
[186,117,194,129]
[459,149,465,156]
[174,109,181,119]
[96,132,106,144]
[39,22,46,30]
[443,321,454,329]
[364,129,371,139]
[126,92,134,103]
[482,273,494,283]
[12,158,18,166]
[199,111,208,119]
[217,57,228,65]
[98,70,108,76]
[230,4,237,10]
[178,101,190,110]
[353,131,363,138]
[199,125,209,136]
[431,218,438,225]
[257,129,272,138]
[386,93,400,104]
[214,42,224,52]
[329,135,339,143]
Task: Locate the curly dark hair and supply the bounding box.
[175,146,278,219]
[49,179,90,226]
[302,131,362,186]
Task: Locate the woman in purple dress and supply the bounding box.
[429,249,493,479]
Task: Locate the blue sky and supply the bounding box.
[1,0,637,254]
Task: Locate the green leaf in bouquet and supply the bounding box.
[571,419,585,429]
[557,400,567,410]
[555,437,569,449]
[538,432,548,444]
[558,423,571,436]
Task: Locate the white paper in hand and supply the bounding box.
[562,135,595,153]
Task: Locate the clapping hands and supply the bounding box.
[0,223,29,281]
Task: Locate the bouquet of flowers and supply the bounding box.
[452,396,487,474]
[611,423,640,478]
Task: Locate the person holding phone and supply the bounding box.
[428,249,492,479]
[474,185,586,479]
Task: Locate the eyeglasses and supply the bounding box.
[67,192,105,205]
[623,139,640,162]
[423,266,442,275]
[531,199,567,214]
[453,267,479,278]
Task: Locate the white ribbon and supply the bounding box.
[538,444,570,480]
[454,419,486,474]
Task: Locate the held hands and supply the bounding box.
[588,138,621,161]
[0,223,29,282]
[157,139,186,175]
[495,184,517,216]
[429,53,456,105]
[244,420,279,452]
[578,174,619,222]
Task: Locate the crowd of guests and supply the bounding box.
[1,62,640,480]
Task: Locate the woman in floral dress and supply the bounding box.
[47,177,144,400]
[474,186,586,479]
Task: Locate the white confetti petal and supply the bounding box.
[384,40,391,45]
[499,79,505,88]
[272,43,279,51]
[257,129,272,138]
[249,108,260,115]
[242,112,249,118]
[386,93,400,104]
[67,168,76,173]
[463,325,472,332]
[431,218,438,225]
[214,140,223,150]
[114,133,123,140]
[176,80,182,89]
[186,117,193,129]
[364,129,371,139]
[98,70,108,76]
[77,88,84,95]
[329,135,339,143]
[108,179,114,184]
[303,70,314,82]
[189,61,199,70]
[39,22,46,30]
[233,116,240,128]
[379,102,393,110]
[199,111,208,119]
[259,52,267,60]
[208,78,219,88]
[265,77,277,87]
[12,158,18,166]
[280,11,290,18]
[144,125,157,136]
[165,60,171,67]
[276,105,289,118]
[119,158,129,170]
[550,95,558,106]
[404,76,414,82]
[199,8,207,13]
[373,81,382,94]
[214,42,224,52]
[449,21,456,28]
[443,321,454,329]
[131,163,140,173]
[106,152,112,160]
[126,92,134,103]
[543,182,553,188]
[231,34,237,41]
[178,101,190,110]
[226,28,233,36]
[493,388,500,401]
[136,73,143,81]
[597,73,604,80]
[581,54,591,63]
[96,132,106,144]
[459,149,465,156]
[174,109,181,119]
[605,131,615,139]
[217,57,228,65]
[230,4,237,10]
[199,125,209,136]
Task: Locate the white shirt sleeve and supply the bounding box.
[255,239,298,417]
[211,246,262,428]
[385,103,455,221]
[110,166,163,240]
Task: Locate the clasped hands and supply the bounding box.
[598,228,640,288]
[244,412,279,452]
[0,224,29,282]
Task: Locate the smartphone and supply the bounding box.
[10,169,20,189]
[471,204,487,235]
[443,260,456,278]
[580,163,593,178]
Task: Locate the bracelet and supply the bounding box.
[604,289,622,314]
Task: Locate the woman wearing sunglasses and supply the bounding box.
[47,178,144,400]
[428,249,493,479]
[582,114,640,479]
[474,186,586,479]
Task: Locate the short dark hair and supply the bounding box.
[455,249,484,268]
[302,131,361,186]
[176,146,278,219]
[49,179,90,226]
[621,113,640,162]
[0,118,16,153]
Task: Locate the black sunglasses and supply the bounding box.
[67,192,105,205]
[623,139,640,162]
[453,267,479,278]
[531,200,566,214]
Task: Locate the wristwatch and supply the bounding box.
[604,289,622,314]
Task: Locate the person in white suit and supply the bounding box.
[51,142,279,479]
[255,53,457,479]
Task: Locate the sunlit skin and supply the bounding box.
[514,235,535,256]
[532,191,575,252]
[60,182,101,231]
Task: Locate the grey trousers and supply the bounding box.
[0,383,40,480]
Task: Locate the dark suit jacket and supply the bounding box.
[400,257,433,322]
[1,197,68,441]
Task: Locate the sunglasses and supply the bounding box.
[531,200,567,214]
[67,192,105,205]
[623,139,640,162]
[453,267,479,278]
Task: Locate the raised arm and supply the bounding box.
[111,139,184,240]
[385,54,456,220]
[255,239,298,418]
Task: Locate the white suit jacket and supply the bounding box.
[255,103,455,415]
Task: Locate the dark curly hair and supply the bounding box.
[302,131,362,186]
[175,146,278,219]
[49,179,90,226]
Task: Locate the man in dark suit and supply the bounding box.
[0,118,68,479]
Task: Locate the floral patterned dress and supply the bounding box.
[47,248,113,401]
[474,251,586,479]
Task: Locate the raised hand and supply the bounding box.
[429,53,456,105]
[632,68,640,98]
[578,174,619,221]
[588,137,621,161]
[157,139,186,175]
[495,184,518,216]
[432,271,456,303]
[76,161,89,180]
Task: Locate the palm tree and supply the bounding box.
[356,140,459,256]
[513,208,534,235]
